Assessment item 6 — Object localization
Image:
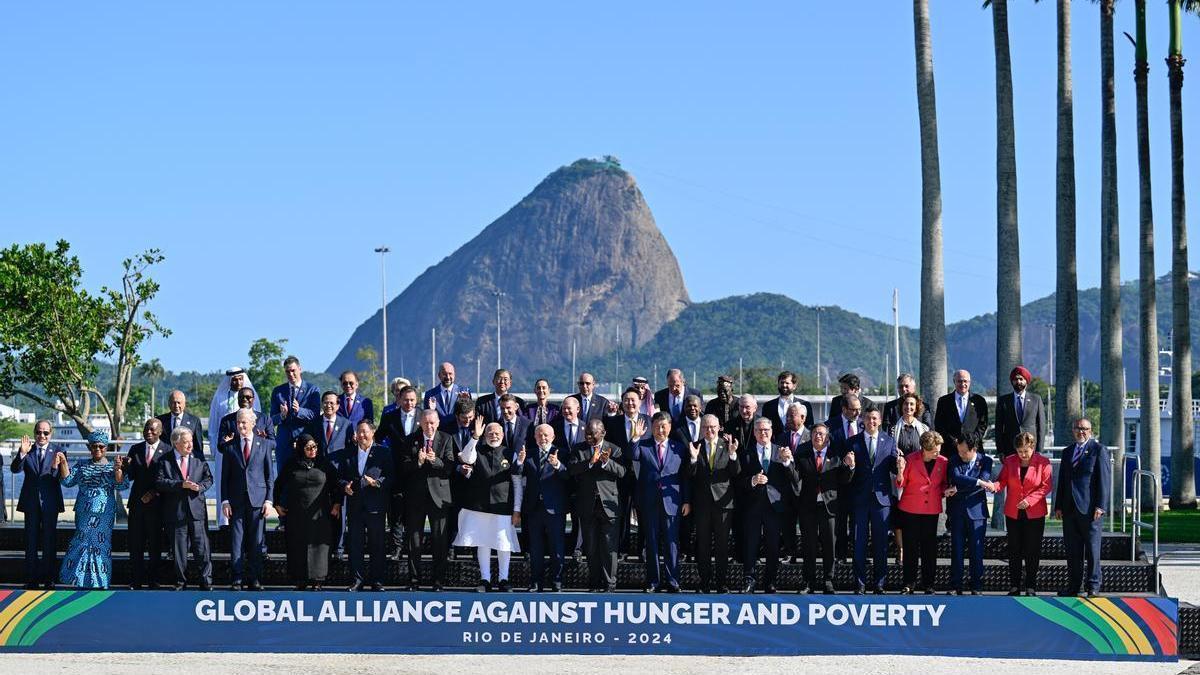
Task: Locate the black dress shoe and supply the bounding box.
[432,583,444,592]
[697,584,710,594]
[605,584,617,593]
[371,583,385,592]
[497,580,511,592]
[22,583,37,590]
[347,582,363,592]
[823,580,836,594]
[923,588,935,595]
[230,583,244,591]
[1007,587,1021,596]
[855,585,867,594]
[718,585,731,594]
[742,581,756,594]
[551,583,562,592]
[527,584,539,593]
[797,585,811,595]
[645,585,657,594]
[763,585,777,594]
[900,586,913,595]
[173,583,187,591]
[1085,590,1098,598]
[248,581,263,591]
[666,584,680,594]
[42,582,55,590]
[148,583,161,590]
[476,579,491,593]
[873,587,885,595]
[969,590,980,596]
[199,582,212,591]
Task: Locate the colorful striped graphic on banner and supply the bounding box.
[1015,596,1178,657]
[0,591,115,647]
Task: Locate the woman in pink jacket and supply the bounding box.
[894,431,950,594]
[995,431,1053,596]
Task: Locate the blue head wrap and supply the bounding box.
[87,430,110,446]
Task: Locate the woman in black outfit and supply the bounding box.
[273,433,340,590]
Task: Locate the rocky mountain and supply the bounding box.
[326,158,690,387]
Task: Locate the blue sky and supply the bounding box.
[1,2,1196,375]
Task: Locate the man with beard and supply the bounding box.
[762,371,814,432]
[455,419,522,592]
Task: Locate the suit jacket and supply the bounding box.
[828,416,862,456]
[993,391,1046,457]
[306,414,354,459]
[397,430,456,510]
[515,445,570,516]
[882,397,934,431]
[567,440,625,520]
[687,437,741,510]
[996,453,1053,519]
[670,415,705,446]
[1055,438,1111,517]
[827,394,875,426]
[774,426,811,453]
[740,443,800,513]
[423,383,471,424]
[498,414,533,453]
[566,393,611,424]
[795,441,852,517]
[762,396,815,431]
[219,435,276,510]
[551,416,586,452]
[378,406,421,448]
[125,440,171,506]
[946,453,994,521]
[847,432,900,509]
[269,381,322,452]
[895,452,949,515]
[10,446,65,514]
[475,393,528,425]
[218,410,274,444]
[704,398,737,428]
[337,444,394,515]
[933,392,989,456]
[654,387,703,419]
[522,402,560,427]
[156,452,213,524]
[338,394,374,427]
[604,413,651,448]
[628,437,690,515]
[157,411,207,460]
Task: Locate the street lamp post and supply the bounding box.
[492,289,506,370]
[374,246,390,398]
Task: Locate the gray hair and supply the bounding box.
[170,426,193,445]
[684,394,702,408]
[754,417,774,431]
[897,372,916,385]
[738,394,757,407]
[235,408,256,422]
[786,402,808,418]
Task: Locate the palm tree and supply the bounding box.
[1167,0,1197,508]
[1093,0,1126,497]
[1053,0,1082,444]
[913,0,947,406]
[137,358,166,416]
[1132,0,1161,510]
[985,0,1023,408]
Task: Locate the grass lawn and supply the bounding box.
[1138,508,1200,544]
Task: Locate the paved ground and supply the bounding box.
[0,653,1193,674]
[1160,544,1200,605]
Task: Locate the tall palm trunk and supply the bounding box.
[1098,0,1124,509]
[1054,0,1082,444]
[1134,0,1161,510]
[914,0,947,406]
[1167,0,1195,508]
[994,0,1023,403]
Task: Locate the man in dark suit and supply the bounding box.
[474,369,526,425]
[846,408,900,593]
[126,418,170,589]
[671,395,705,446]
[740,418,800,593]
[339,420,394,591]
[882,373,934,430]
[568,419,626,591]
[218,387,274,443]
[654,368,702,420]
[424,361,471,425]
[762,371,815,431]
[156,426,213,590]
[552,396,586,559]
[994,366,1046,458]
[605,388,651,557]
[829,393,864,561]
[827,373,875,427]
[398,409,457,590]
[379,384,420,557]
[686,414,740,593]
[497,394,533,453]
[626,412,690,592]
[309,391,354,459]
[946,432,994,595]
[704,376,737,427]
[1055,418,1111,597]
[518,423,570,591]
[774,402,812,452]
[10,420,65,589]
[220,409,276,590]
[933,369,990,457]
[568,371,613,424]
[440,398,478,556]
[795,424,853,593]
[723,394,760,455]
[270,356,322,474]
[157,390,206,460]
[337,370,375,426]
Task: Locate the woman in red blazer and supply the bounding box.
[895,431,950,593]
[995,431,1053,596]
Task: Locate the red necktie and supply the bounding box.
[791,432,798,451]
[425,438,433,452]
[347,397,354,415]
[243,438,251,463]
[817,450,824,472]
[326,420,334,442]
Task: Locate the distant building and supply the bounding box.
[0,403,35,425]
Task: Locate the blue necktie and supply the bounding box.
[1016,394,1025,423]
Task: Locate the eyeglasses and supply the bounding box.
[1075,426,1092,432]
[577,381,592,386]
[34,430,50,436]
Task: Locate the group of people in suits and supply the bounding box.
[10,357,1111,598]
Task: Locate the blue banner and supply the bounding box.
[0,590,1177,661]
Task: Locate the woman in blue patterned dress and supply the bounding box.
[56,430,129,589]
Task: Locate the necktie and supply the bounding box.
[146,444,154,465]
[460,428,469,447]
[672,397,680,418]
[708,440,716,467]
[181,455,189,478]
[868,435,876,464]
[848,420,857,438]
[790,431,799,451]
[628,419,635,441]
[506,421,514,448]
[347,397,354,416]
[689,420,697,441]
[657,442,665,466]
[243,438,251,463]
[581,397,590,419]
[326,420,333,442]
[1016,393,1025,422]
[174,415,181,432]
[425,438,433,454]
[1073,444,1084,465]
[540,448,549,464]
[568,423,576,445]
[442,389,449,412]
[404,413,412,435]
[760,446,769,471]
[816,449,825,472]
[958,395,967,422]
[537,407,545,425]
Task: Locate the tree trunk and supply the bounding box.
[1167,0,1195,508]
[1099,0,1124,511]
[1054,0,1082,445]
[994,0,1022,403]
[1134,0,1161,512]
[914,0,947,407]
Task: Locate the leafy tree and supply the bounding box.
[0,241,169,438]
[355,345,386,409]
[138,357,166,416]
[247,338,289,395]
